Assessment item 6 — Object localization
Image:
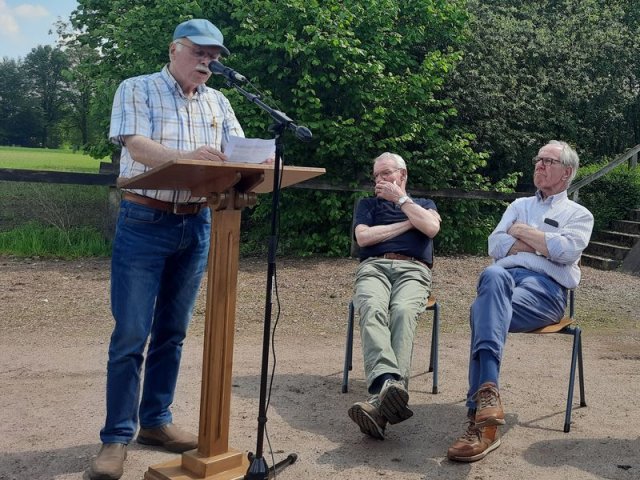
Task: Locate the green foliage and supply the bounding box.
[69,0,511,255]
[574,163,640,231]
[433,198,506,254]
[22,46,70,148]
[446,0,640,188]
[220,0,482,182]
[0,58,42,147]
[0,223,111,258]
[241,189,359,257]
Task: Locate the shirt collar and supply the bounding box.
[535,189,568,205]
[161,65,207,97]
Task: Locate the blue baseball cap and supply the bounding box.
[173,19,230,56]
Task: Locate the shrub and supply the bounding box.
[574,162,640,231]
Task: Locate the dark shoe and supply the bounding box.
[378,378,413,424]
[473,382,505,427]
[137,423,198,453]
[88,443,127,480]
[447,421,501,462]
[348,394,387,440]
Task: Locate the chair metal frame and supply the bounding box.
[341,295,440,394]
[526,289,586,432]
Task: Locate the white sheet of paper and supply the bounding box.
[225,136,275,164]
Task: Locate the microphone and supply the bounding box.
[208,60,247,83]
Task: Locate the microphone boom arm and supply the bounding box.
[227,83,312,142]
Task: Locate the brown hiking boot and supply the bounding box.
[137,423,198,453]
[473,382,505,427]
[88,443,127,480]
[447,421,501,462]
[348,394,387,440]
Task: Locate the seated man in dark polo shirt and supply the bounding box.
[348,152,441,440]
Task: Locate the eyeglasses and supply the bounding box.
[532,156,563,166]
[175,41,221,62]
[373,168,401,180]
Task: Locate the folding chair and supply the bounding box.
[341,294,440,394]
[525,289,585,432]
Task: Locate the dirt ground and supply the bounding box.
[1,255,639,480]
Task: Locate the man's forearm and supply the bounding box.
[508,223,549,257]
[401,203,441,238]
[355,221,413,247]
[124,135,184,168]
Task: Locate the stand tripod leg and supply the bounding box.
[246,453,298,479]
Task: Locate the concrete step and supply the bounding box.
[585,241,631,261]
[581,253,621,271]
[612,219,640,234]
[595,230,640,248]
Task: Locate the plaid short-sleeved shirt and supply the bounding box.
[109,65,244,202]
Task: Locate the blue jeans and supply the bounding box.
[466,265,567,408]
[100,200,211,444]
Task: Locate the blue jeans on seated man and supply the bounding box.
[466,265,567,409]
[100,200,211,444]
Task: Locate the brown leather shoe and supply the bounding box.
[473,382,505,427]
[137,423,198,453]
[88,443,127,480]
[447,421,501,462]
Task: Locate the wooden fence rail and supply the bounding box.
[0,168,531,202]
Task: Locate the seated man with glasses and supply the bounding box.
[447,140,593,462]
[348,152,441,440]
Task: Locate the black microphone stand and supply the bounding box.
[225,79,311,479]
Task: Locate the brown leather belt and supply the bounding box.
[371,252,432,269]
[123,192,207,215]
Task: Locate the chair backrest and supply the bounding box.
[350,198,362,258]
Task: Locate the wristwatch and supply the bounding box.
[397,195,411,207]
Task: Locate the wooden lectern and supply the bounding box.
[118,159,325,480]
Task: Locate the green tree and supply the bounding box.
[0,57,43,146]
[72,0,515,254]
[54,19,102,150]
[446,0,640,187]
[23,46,70,148]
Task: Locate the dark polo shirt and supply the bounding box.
[354,196,437,265]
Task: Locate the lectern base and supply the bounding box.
[144,448,249,480]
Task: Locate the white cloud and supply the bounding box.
[0,2,50,43]
[14,3,49,18]
[0,12,20,34]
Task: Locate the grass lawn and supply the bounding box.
[0,146,106,173]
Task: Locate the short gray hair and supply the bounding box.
[374,152,406,170]
[547,140,579,185]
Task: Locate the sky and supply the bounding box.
[0,0,78,59]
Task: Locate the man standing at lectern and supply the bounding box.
[88,19,246,480]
